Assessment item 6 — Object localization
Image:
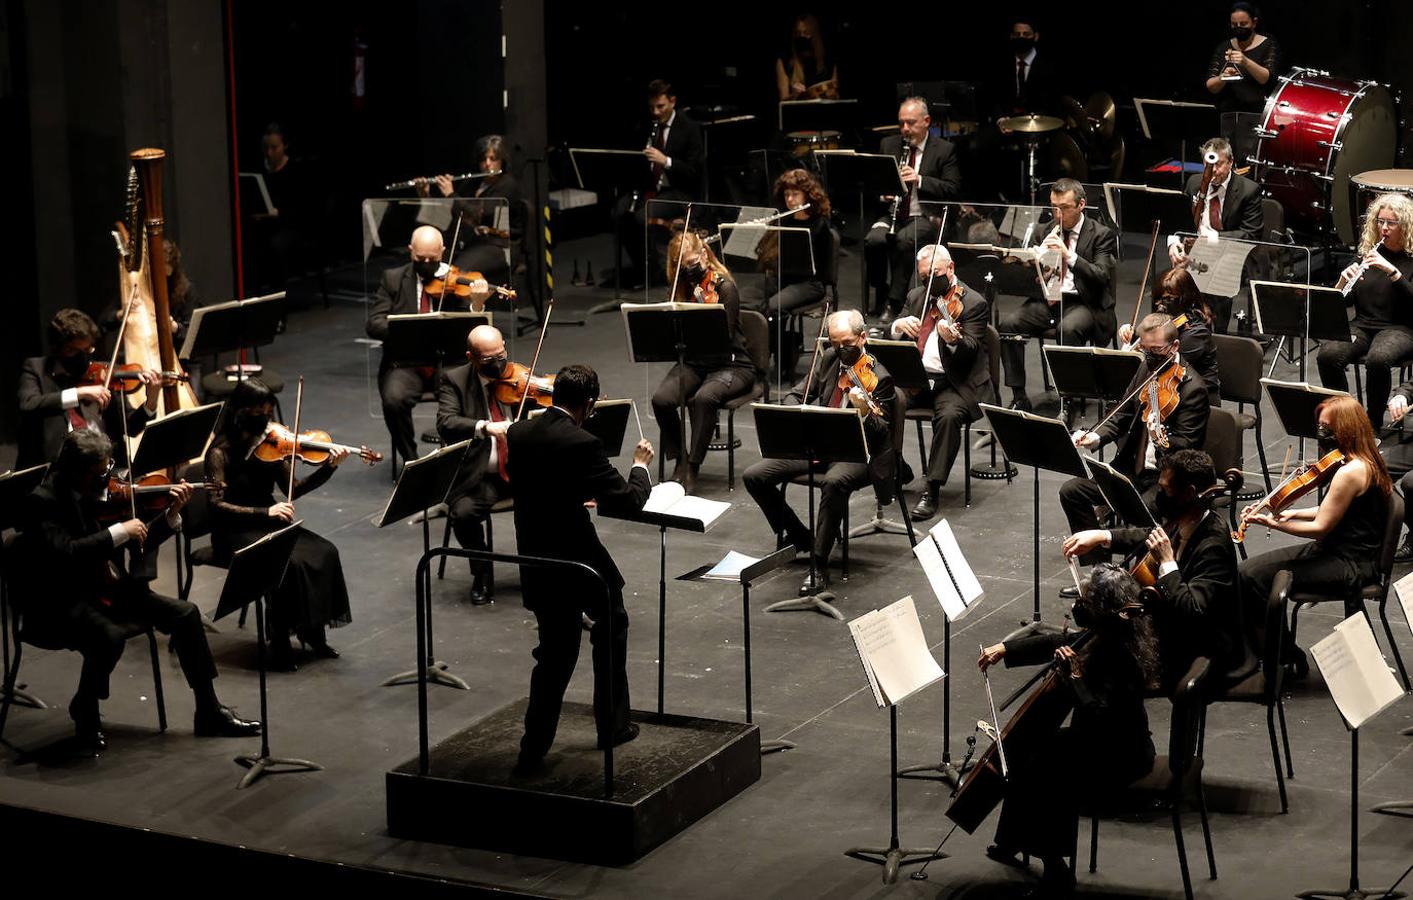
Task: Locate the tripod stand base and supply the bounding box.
[589,299,625,315]
[1,685,45,709]
[761,738,798,755]
[381,659,470,690]
[1373,800,1413,819]
[849,504,910,538]
[765,591,843,620]
[1295,889,1404,899]
[845,845,947,885]
[1003,619,1065,642]
[235,752,324,789]
[969,461,1018,480]
[896,757,974,786]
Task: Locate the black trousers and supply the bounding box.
[909,382,974,487]
[520,590,631,758]
[864,215,939,310]
[743,457,870,562]
[378,365,436,464]
[652,364,755,465]
[1059,470,1159,563]
[1316,324,1413,429]
[1238,542,1369,630]
[449,473,513,578]
[613,188,690,279]
[59,588,217,725]
[998,297,1106,392]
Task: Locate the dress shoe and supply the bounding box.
[305,641,340,660]
[1285,646,1310,681]
[512,754,548,778]
[877,307,896,327]
[984,844,1028,869]
[1009,395,1033,412]
[799,565,831,596]
[597,721,640,750]
[680,463,699,495]
[469,585,491,606]
[1058,584,1080,600]
[194,705,262,738]
[267,642,298,673]
[911,489,939,520]
[1397,536,1413,563]
[73,724,106,757]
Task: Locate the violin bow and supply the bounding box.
[436,214,466,314]
[287,376,305,506]
[1127,220,1162,343]
[920,207,950,306]
[801,300,832,405]
[1084,353,1179,438]
[667,204,693,303]
[516,298,554,421]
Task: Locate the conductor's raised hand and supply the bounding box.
[633,439,655,467]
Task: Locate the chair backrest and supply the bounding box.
[821,225,841,288]
[1212,334,1263,405]
[1167,656,1212,780]
[1202,406,1240,475]
[1258,569,1293,703]
[176,460,214,542]
[739,309,772,376]
[985,324,1002,404]
[1260,197,1286,243]
[1375,490,1405,592]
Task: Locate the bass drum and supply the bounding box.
[1350,169,1413,238]
[784,129,841,158]
[1252,67,1397,246]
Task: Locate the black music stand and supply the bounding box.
[778,98,859,133]
[1043,345,1144,422]
[384,312,491,368]
[622,302,731,479]
[1085,456,1158,530]
[751,403,870,619]
[1263,379,1350,442]
[856,338,928,538]
[214,522,315,789]
[529,398,636,457]
[0,465,49,711]
[129,402,223,477]
[377,439,474,690]
[569,147,651,307]
[982,403,1088,633]
[180,291,286,378]
[1251,281,1349,382]
[817,151,905,306]
[1134,99,1219,185]
[1102,184,1190,238]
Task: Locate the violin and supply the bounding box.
[1233,449,1345,542]
[99,473,221,519]
[424,265,517,304]
[929,282,964,327]
[491,361,556,409]
[837,352,885,417]
[693,270,723,305]
[254,423,384,466]
[1137,358,1185,450]
[82,361,188,394]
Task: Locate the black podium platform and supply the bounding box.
[386,698,760,865]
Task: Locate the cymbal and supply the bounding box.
[999,114,1065,135]
[1084,92,1117,142]
[1057,95,1087,132]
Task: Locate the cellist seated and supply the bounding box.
[976,564,1161,896]
[1059,314,1209,582]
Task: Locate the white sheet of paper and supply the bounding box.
[642,481,730,529]
[1394,571,1413,642]
[848,609,887,708]
[1309,613,1406,730]
[912,520,982,621]
[1185,238,1255,297]
[702,550,761,583]
[848,596,945,707]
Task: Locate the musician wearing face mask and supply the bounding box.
[775,14,838,101]
[12,428,260,755]
[1062,450,1247,689]
[17,308,166,470]
[990,17,1059,123]
[652,231,756,494]
[743,311,899,594]
[889,245,991,520]
[864,97,961,323]
[976,565,1160,896]
[1117,268,1221,405]
[1317,193,1413,429]
[1205,3,1282,116]
[1061,315,1210,564]
[367,225,481,465]
[436,325,520,605]
[416,134,526,290]
[999,179,1117,411]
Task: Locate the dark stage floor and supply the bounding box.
[2,233,1411,898]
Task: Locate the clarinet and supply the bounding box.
[887,143,913,236]
[629,119,664,214]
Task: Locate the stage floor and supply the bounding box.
[2,234,1411,897]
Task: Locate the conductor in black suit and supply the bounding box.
[864,97,962,322]
[1167,136,1264,333]
[889,245,993,519]
[366,225,483,465]
[508,364,654,774]
[999,179,1118,410]
[17,308,165,471]
[436,324,515,606]
[614,79,705,286]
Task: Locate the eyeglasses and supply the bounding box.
[1376,217,1400,226]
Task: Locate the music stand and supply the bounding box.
[214,521,316,789]
[129,402,223,477]
[1133,99,1219,185]
[1262,379,1350,442]
[377,440,474,690]
[982,403,1088,632]
[1100,183,1190,238]
[1251,281,1349,382]
[622,302,731,478]
[384,312,491,368]
[751,403,870,619]
[1085,456,1158,530]
[778,97,859,133]
[817,150,905,306]
[180,291,286,374]
[1043,345,1144,421]
[529,398,636,457]
[0,465,48,710]
[859,338,928,537]
[569,147,651,306]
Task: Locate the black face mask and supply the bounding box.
[58,352,91,379]
[1154,490,1182,522]
[1144,350,1172,372]
[684,263,706,282]
[413,259,440,282]
[928,273,952,298]
[1070,597,1096,629]
[1011,36,1036,55]
[237,413,270,436]
[479,357,508,380]
[836,344,863,366]
[793,36,813,55]
[1230,25,1253,40]
[1316,423,1338,454]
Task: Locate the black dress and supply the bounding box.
[1179,317,1222,405]
[1208,35,1283,115]
[451,173,526,283]
[205,439,353,640]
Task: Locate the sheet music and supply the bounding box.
[1309,613,1406,730]
[641,481,730,529]
[362,201,386,261]
[848,596,945,707]
[701,550,761,583]
[912,519,983,621]
[1184,238,1255,297]
[414,201,454,232]
[1392,572,1413,642]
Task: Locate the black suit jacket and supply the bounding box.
[1066,215,1119,317]
[1183,173,1264,241]
[452,172,527,249]
[989,51,1062,120]
[366,263,470,370]
[786,349,899,498]
[17,356,152,470]
[899,282,992,413]
[655,113,705,199]
[506,407,651,607]
[1111,511,1247,684]
[878,134,962,203]
[436,362,496,498]
[1098,366,1210,477]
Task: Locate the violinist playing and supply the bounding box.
[17,308,169,470]
[1117,267,1220,405]
[204,379,353,672]
[416,134,526,293]
[1060,314,1209,579]
[12,428,260,755]
[889,244,992,520]
[743,310,899,594]
[436,324,519,605]
[651,231,756,493]
[977,564,1160,896]
[1063,450,1248,691]
[1236,395,1391,679]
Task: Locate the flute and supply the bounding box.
[1340,239,1385,297]
[385,171,492,191]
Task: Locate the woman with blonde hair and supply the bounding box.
[1316,192,1413,427]
[775,14,838,101]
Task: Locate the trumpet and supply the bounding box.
[1340,238,1385,297]
[385,171,491,191]
[886,144,913,235]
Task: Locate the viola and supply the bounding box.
[1137,358,1186,450]
[930,283,964,326]
[82,361,188,395]
[1233,449,1345,542]
[491,361,555,410]
[98,473,222,520]
[254,423,384,466]
[424,265,517,303]
[693,271,722,305]
[836,351,884,417]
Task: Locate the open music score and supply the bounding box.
[848,596,945,708]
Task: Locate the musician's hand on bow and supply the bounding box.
[433,174,455,197]
[121,518,148,545]
[1168,243,1187,266]
[633,439,655,467]
[937,321,962,344]
[645,146,669,167]
[1063,530,1108,559]
[847,386,872,413]
[978,643,1006,672]
[899,164,920,187]
[1054,645,1083,680]
[166,480,193,515]
[268,501,295,523]
[1071,429,1099,450]
[1117,323,1135,345]
[77,384,112,410]
[893,315,922,339]
[326,446,350,468]
[1390,394,1409,422]
[485,419,511,438]
[1147,526,1175,565]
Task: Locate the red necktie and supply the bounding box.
[916,302,940,355]
[419,287,433,314]
[1207,193,1222,231]
[68,405,89,432]
[488,397,509,482]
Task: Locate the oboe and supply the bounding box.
[1340,238,1385,297]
